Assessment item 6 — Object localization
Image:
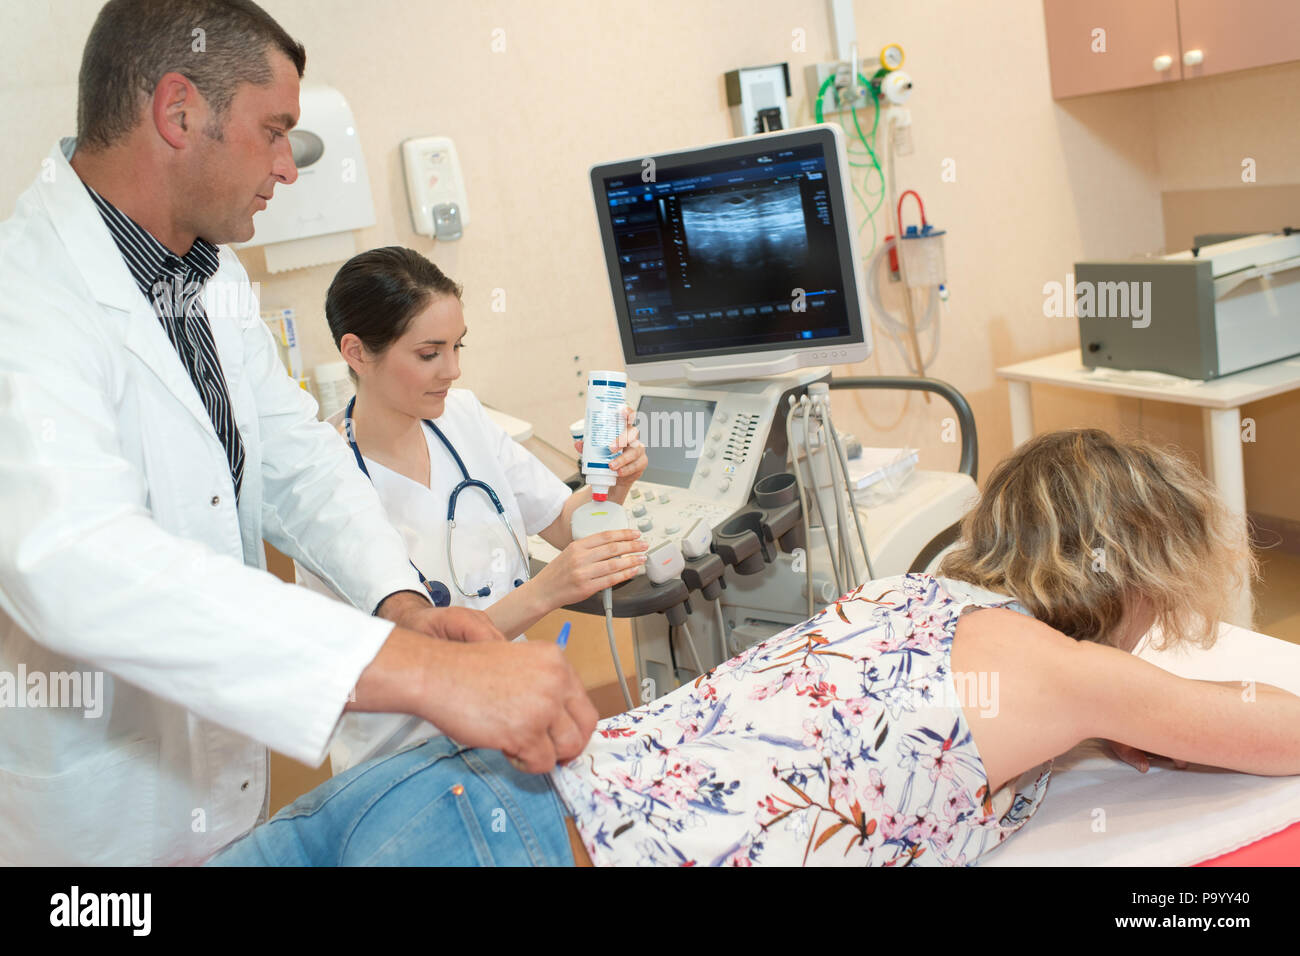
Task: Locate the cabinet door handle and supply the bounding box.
[1183,49,1204,67]
[1153,54,1174,72]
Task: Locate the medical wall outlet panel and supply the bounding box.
[589,124,872,384]
[401,136,469,240]
[238,85,375,248]
[804,44,907,118]
[724,62,791,137]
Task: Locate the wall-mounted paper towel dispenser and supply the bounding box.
[235,85,375,270]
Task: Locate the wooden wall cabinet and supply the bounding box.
[1044,0,1183,98]
[1178,0,1300,80]
[1044,0,1300,99]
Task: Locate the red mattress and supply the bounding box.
[1197,820,1300,865]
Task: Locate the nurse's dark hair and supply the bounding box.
[76,0,306,152]
[326,247,464,381]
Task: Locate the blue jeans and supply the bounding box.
[207,737,575,866]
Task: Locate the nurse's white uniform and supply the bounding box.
[299,388,572,772]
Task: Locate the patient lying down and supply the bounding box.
[214,428,1300,866]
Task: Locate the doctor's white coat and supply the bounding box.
[0,139,427,865]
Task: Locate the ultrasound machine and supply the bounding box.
[533,124,979,703]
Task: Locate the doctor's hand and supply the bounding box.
[534,530,649,607]
[421,640,599,773]
[354,629,596,772]
[1104,739,1189,773]
[376,592,506,643]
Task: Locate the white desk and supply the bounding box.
[482,406,533,442]
[996,349,1300,627]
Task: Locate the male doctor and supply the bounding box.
[0,0,596,865]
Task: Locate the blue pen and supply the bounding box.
[556,621,571,649]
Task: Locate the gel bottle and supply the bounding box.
[579,369,627,502]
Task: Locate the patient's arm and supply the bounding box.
[1075,642,1300,777]
[1105,680,1293,770]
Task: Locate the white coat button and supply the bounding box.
[210,496,221,507]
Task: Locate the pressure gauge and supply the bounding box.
[880,43,905,71]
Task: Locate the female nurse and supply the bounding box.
[297,246,649,771]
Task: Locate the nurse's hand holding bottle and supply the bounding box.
[573,405,645,505]
[487,406,648,635]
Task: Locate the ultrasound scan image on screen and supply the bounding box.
[596,139,854,361]
[678,181,808,283]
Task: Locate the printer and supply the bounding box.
[1075,232,1300,380]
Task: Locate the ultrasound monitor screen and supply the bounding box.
[593,131,860,364]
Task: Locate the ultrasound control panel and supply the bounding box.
[621,374,811,545]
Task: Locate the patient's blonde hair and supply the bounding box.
[938,428,1257,650]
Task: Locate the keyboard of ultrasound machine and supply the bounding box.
[624,485,734,549]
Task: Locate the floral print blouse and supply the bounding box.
[550,573,1053,866]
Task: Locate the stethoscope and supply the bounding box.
[344,396,531,606]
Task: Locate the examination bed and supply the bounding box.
[984,620,1300,866]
